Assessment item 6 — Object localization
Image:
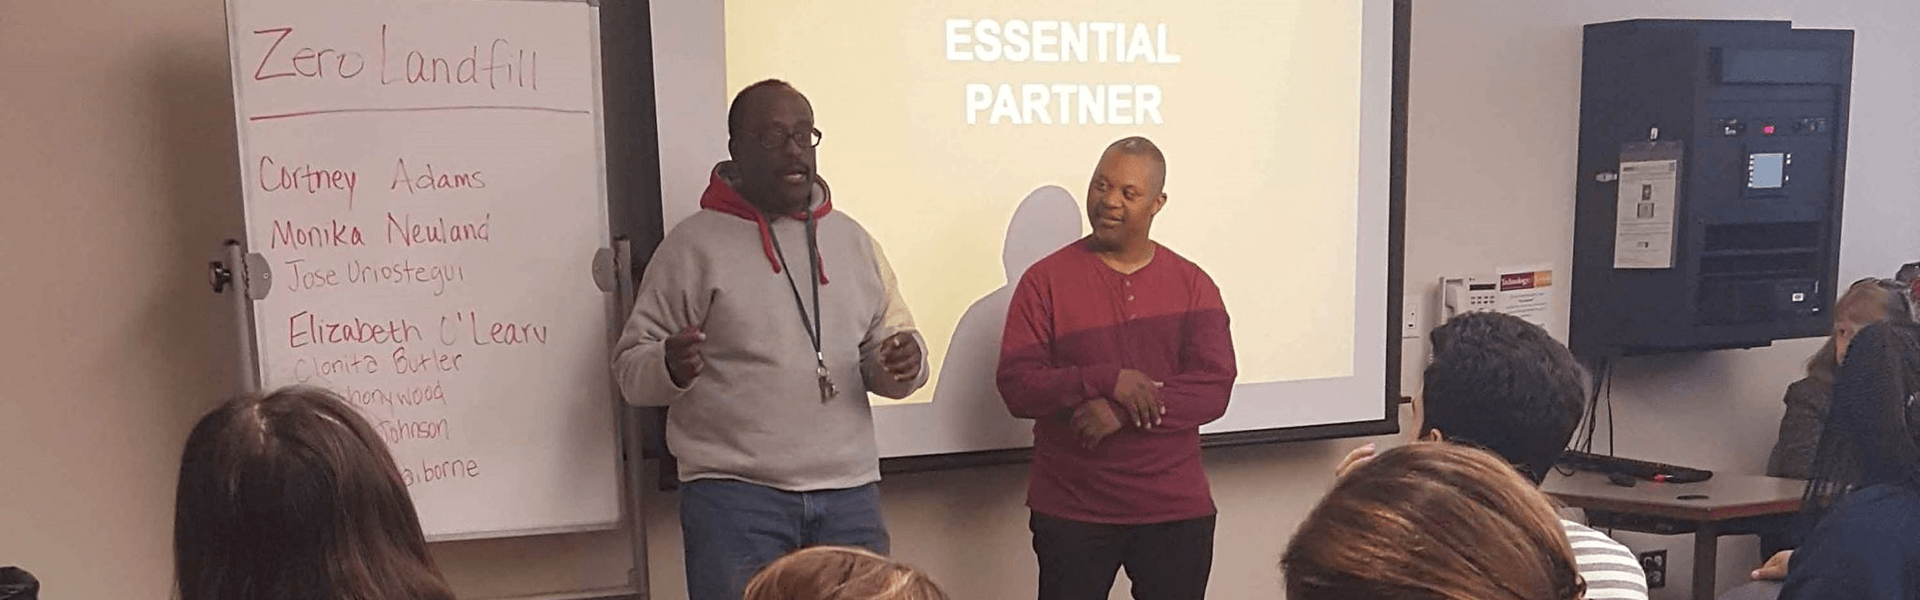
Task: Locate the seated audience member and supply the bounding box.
[1284,442,1588,600]
[742,546,948,600]
[1737,277,1920,581]
[1774,321,1920,600]
[174,387,455,600]
[1339,311,1648,600]
[1768,277,1916,481]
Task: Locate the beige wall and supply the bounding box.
[1,0,243,594]
[5,1,1919,600]
[0,1,631,598]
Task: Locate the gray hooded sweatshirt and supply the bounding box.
[612,164,926,491]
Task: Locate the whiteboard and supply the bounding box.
[224,0,620,540]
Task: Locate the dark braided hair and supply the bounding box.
[1801,321,1920,528]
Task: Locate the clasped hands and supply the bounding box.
[1070,369,1164,449]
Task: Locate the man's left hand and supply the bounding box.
[1072,399,1124,449]
[879,332,922,382]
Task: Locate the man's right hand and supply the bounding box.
[1113,369,1164,429]
[664,325,707,388]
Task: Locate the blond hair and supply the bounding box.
[742,546,948,600]
[1808,278,1913,384]
[1282,443,1585,600]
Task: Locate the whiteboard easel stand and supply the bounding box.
[211,240,264,395]
[210,0,634,592]
[612,237,651,600]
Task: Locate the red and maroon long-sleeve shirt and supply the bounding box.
[997,238,1237,524]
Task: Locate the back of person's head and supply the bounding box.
[1419,311,1588,483]
[1806,277,1917,385]
[0,567,39,600]
[1808,321,1920,505]
[174,386,453,600]
[1282,442,1586,600]
[742,546,948,600]
[1895,261,1920,288]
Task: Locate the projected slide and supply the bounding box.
[651,0,1396,458]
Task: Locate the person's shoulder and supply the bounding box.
[1855,320,1920,353]
[1150,244,1204,273]
[1884,320,1920,336]
[1153,243,1193,264]
[654,212,735,255]
[663,211,740,241]
[1039,238,1092,263]
[1020,239,1092,277]
[1784,377,1830,403]
[1842,484,1920,515]
[1561,519,1649,600]
[1560,519,1640,562]
[1561,518,1612,539]
[655,212,784,273]
[1152,244,1221,289]
[1561,519,1639,559]
[1003,240,1091,295]
[819,210,875,240]
[818,211,890,260]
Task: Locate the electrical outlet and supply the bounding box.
[1402,295,1421,339]
[1638,550,1667,589]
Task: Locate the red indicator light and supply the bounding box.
[1763,125,1777,135]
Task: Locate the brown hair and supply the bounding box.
[1808,278,1913,385]
[174,386,454,600]
[1281,443,1584,600]
[742,546,948,600]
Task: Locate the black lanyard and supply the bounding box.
[768,214,835,401]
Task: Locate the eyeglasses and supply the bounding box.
[737,127,824,150]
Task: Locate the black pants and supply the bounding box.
[1029,511,1216,600]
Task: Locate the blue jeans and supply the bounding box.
[679,479,889,600]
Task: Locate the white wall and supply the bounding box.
[5,1,1919,600]
[1401,2,1918,595]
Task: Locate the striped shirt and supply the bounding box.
[1563,519,1650,600]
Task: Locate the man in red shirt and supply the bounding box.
[997,136,1238,600]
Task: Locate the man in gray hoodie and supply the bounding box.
[612,80,928,600]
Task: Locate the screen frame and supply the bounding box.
[614,0,1412,476]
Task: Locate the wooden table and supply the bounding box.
[1543,471,1805,600]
